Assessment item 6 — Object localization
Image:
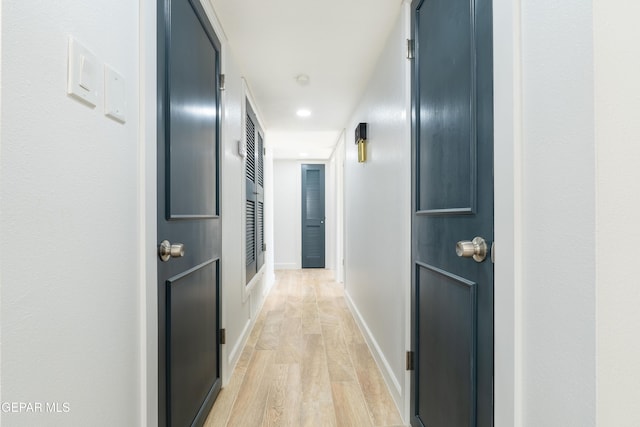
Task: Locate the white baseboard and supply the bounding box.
[274,262,299,270]
[224,273,271,385]
[344,291,404,415]
[226,318,252,377]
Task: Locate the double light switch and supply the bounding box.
[67,37,126,123]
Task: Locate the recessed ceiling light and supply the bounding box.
[299,152,309,157]
[296,109,311,118]
[295,74,310,86]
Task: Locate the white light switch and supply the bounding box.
[67,37,100,107]
[79,56,95,90]
[104,65,126,123]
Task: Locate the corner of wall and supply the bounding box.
[342,5,410,422]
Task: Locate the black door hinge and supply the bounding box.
[220,328,226,345]
[220,74,226,91]
[406,350,414,371]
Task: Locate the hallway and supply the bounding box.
[204,270,403,426]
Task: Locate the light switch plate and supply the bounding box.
[104,65,126,123]
[67,37,100,107]
[238,139,247,158]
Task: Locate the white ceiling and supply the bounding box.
[209,0,403,159]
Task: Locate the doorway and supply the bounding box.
[156,0,223,425]
[410,0,495,425]
[301,164,326,268]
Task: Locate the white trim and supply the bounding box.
[141,0,158,424]
[198,0,228,47]
[223,266,271,377]
[241,81,268,302]
[246,264,266,294]
[274,262,299,270]
[331,130,346,284]
[493,0,523,425]
[199,0,234,387]
[344,291,404,415]
[227,319,252,368]
[0,0,3,407]
[401,1,412,422]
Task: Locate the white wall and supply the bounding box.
[218,49,260,381]
[343,5,409,416]
[142,1,274,418]
[495,0,640,425]
[142,0,158,423]
[142,3,274,418]
[1,1,141,425]
[594,1,640,425]
[331,132,346,283]
[519,1,597,425]
[273,160,302,269]
[210,17,273,381]
[264,147,276,292]
[327,156,337,272]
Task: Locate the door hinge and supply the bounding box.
[406,350,414,371]
[263,147,266,156]
[220,74,226,91]
[406,39,415,60]
[262,243,267,252]
[491,241,495,264]
[220,328,226,345]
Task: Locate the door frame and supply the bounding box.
[492,0,523,425]
[140,0,523,426]
[140,0,229,425]
[241,82,269,302]
[301,163,326,269]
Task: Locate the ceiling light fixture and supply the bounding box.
[296,109,311,118]
[295,74,310,86]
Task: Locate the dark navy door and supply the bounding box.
[157,0,222,425]
[301,164,325,268]
[410,0,494,426]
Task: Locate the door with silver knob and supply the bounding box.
[410,0,494,425]
[302,164,326,268]
[157,1,223,425]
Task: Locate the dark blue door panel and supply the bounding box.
[302,164,325,268]
[411,0,494,425]
[157,0,222,425]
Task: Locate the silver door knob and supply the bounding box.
[456,237,488,262]
[158,240,185,262]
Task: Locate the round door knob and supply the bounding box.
[159,240,185,262]
[456,237,488,263]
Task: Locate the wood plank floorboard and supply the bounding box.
[204,269,405,427]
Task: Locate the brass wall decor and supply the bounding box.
[355,122,367,163]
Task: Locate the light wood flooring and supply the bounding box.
[204,269,405,427]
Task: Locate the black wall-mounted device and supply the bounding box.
[355,122,367,144]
